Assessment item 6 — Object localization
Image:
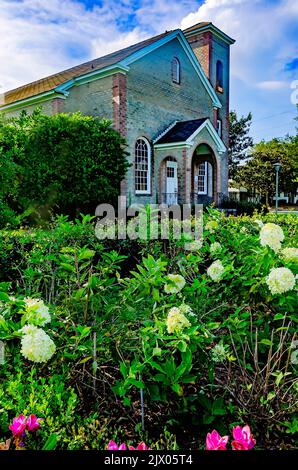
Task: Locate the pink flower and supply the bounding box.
[26,414,42,432]
[9,415,27,436]
[206,430,229,450]
[231,425,256,450]
[128,442,149,450]
[107,440,127,450]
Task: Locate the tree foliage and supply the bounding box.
[229,111,253,177]
[0,110,129,222]
[235,137,298,206]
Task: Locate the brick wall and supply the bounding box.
[126,37,215,205]
[64,76,113,119]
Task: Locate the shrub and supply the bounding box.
[0,110,130,223]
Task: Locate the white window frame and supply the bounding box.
[135,137,151,195]
[197,161,208,195]
[217,119,222,138]
[172,57,181,84]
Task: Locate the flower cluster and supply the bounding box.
[164,274,186,294]
[211,343,227,363]
[206,425,256,451]
[166,306,190,334]
[260,223,284,252]
[207,260,225,282]
[20,325,56,363]
[9,414,42,449]
[280,247,298,264]
[266,267,295,295]
[205,220,219,233]
[210,242,222,255]
[254,219,264,229]
[22,298,51,327]
[107,441,149,450]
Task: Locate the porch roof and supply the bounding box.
[154,118,207,144]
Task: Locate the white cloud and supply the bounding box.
[256,80,289,90]
[0,0,145,92]
[180,0,298,84]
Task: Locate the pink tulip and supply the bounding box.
[231,425,256,450]
[26,414,42,432]
[9,415,27,436]
[107,440,127,450]
[206,430,229,450]
[129,442,149,450]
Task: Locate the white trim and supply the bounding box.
[154,119,226,153]
[153,121,177,144]
[119,30,222,109]
[186,119,226,152]
[154,141,193,150]
[216,119,222,138]
[135,137,152,195]
[183,24,235,46]
[55,64,129,93]
[197,161,208,195]
[0,90,67,112]
[119,30,179,66]
[172,57,180,84]
[176,32,222,108]
[2,29,223,111]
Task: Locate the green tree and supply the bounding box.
[235,137,298,207]
[229,111,253,178]
[0,110,130,221]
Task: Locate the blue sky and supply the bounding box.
[0,0,297,141]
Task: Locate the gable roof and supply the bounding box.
[1,27,223,110]
[2,31,173,107]
[155,118,207,144]
[154,118,226,153]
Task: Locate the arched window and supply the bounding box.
[135,137,151,194]
[216,60,223,92]
[171,57,180,84]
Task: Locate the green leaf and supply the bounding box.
[42,434,58,450]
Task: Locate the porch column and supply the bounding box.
[183,147,191,204]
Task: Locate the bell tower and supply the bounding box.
[183,22,235,148]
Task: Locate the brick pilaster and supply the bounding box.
[113,73,128,200]
[112,73,127,137]
[51,97,65,114]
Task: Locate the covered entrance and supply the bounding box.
[165,159,178,204]
[192,143,216,204]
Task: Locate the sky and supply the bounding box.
[0,0,297,141]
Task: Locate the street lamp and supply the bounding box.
[273,162,282,213]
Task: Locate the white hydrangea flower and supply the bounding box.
[266,267,295,295]
[20,325,56,363]
[254,219,264,229]
[211,343,227,363]
[164,274,186,294]
[205,220,219,233]
[210,242,222,255]
[280,247,298,264]
[185,239,203,252]
[260,223,284,252]
[207,260,225,282]
[166,307,190,334]
[179,303,194,317]
[23,298,51,327]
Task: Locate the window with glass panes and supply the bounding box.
[135,138,151,193]
[198,162,207,194]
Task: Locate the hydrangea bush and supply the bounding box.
[0,210,297,450]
